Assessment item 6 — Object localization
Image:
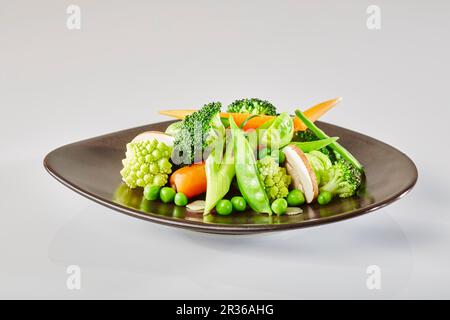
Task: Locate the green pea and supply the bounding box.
[216,199,233,216]
[160,187,176,203]
[143,185,160,201]
[287,189,305,206]
[318,191,333,205]
[271,198,288,215]
[231,196,247,212]
[174,192,188,206]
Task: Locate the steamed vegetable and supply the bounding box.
[172,102,224,165]
[122,96,365,213]
[169,164,207,198]
[295,109,363,171]
[231,117,272,215]
[144,185,161,201]
[120,139,173,189]
[160,97,342,131]
[174,192,188,206]
[259,112,294,149]
[132,131,175,146]
[293,129,318,143]
[291,137,338,153]
[271,198,288,215]
[293,129,337,163]
[293,97,342,131]
[319,158,363,200]
[305,150,333,186]
[227,98,277,116]
[215,199,233,215]
[222,113,275,131]
[318,191,333,205]
[231,196,247,212]
[283,145,319,204]
[186,200,206,212]
[165,121,183,137]
[257,156,291,202]
[160,187,176,203]
[204,140,235,215]
[287,189,305,206]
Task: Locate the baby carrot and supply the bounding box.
[169,164,207,198]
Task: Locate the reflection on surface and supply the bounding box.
[113,183,376,225]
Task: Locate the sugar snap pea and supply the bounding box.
[230,117,272,215]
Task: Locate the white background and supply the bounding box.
[1,0,449,299]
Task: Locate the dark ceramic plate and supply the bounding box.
[44,120,417,234]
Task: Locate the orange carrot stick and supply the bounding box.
[294,97,342,131]
[169,164,207,198]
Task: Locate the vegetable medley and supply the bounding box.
[119,98,364,216]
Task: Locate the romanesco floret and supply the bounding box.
[257,156,291,202]
[120,139,173,189]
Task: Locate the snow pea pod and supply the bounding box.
[230,117,272,215]
[204,140,235,215]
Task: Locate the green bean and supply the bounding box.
[290,137,339,153]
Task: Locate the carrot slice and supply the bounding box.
[219,113,275,131]
[169,164,207,198]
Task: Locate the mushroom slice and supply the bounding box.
[132,131,175,147]
[285,162,304,193]
[283,145,319,203]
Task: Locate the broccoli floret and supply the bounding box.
[257,156,291,202]
[320,159,362,198]
[227,98,277,116]
[172,102,224,165]
[293,129,338,163]
[293,129,317,142]
[120,139,173,188]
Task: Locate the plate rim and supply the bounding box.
[43,120,418,234]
